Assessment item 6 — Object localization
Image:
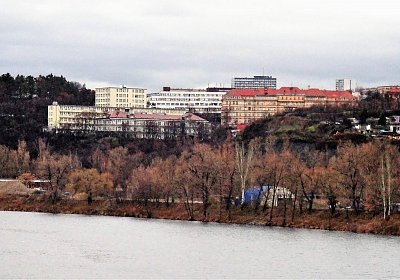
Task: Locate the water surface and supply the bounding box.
[1,211,399,278]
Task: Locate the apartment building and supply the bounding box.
[149,87,230,114]
[336,79,354,91]
[48,106,210,140]
[221,87,357,126]
[95,86,147,108]
[232,75,277,89]
[47,102,186,130]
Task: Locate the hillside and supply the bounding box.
[0,73,94,150]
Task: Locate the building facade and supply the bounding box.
[95,86,147,108]
[388,116,400,134]
[221,87,357,126]
[48,108,210,140]
[48,102,187,130]
[231,75,277,89]
[376,85,400,94]
[336,79,354,91]
[149,87,230,114]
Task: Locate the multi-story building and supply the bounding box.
[149,87,230,114]
[47,102,187,130]
[95,86,147,108]
[231,75,277,89]
[47,104,210,140]
[376,85,400,94]
[221,87,357,126]
[336,79,354,91]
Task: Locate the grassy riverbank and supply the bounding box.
[1,194,400,236]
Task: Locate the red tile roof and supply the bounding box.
[224,87,355,99]
[236,123,248,131]
[108,111,207,122]
[388,89,400,94]
[184,113,207,121]
[108,111,128,118]
[273,87,303,94]
[224,88,267,97]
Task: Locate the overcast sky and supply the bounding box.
[1,0,399,92]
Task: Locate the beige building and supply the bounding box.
[376,86,400,94]
[47,103,210,139]
[47,102,186,129]
[95,86,147,108]
[222,87,357,126]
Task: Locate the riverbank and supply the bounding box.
[1,194,400,236]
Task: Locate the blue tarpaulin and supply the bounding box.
[243,186,270,204]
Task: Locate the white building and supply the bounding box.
[47,102,186,129]
[95,86,147,108]
[149,87,230,114]
[388,116,400,134]
[336,79,355,91]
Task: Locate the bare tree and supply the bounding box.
[187,144,219,220]
[330,142,367,214]
[35,139,80,203]
[16,140,30,175]
[106,147,132,202]
[377,142,400,220]
[158,155,179,207]
[235,141,254,207]
[67,168,113,202]
[129,165,158,217]
[175,152,197,221]
[250,150,270,211]
[214,136,236,221]
[265,151,285,224]
[0,145,18,178]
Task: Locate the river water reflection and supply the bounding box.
[1,211,399,278]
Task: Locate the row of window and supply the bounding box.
[56,106,95,111]
[61,120,207,127]
[116,93,128,97]
[96,99,110,103]
[115,88,144,93]
[95,88,110,93]
[157,93,223,97]
[227,107,277,111]
[228,113,269,117]
[153,98,221,102]
[156,102,220,107]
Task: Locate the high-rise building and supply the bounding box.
[336,79,354,91]
[95,86,147,108]
[231,75,277,89]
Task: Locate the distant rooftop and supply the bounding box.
[95,85,146,90]
[106,111,207,122]
[224,87,356,99]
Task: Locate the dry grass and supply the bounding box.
[0,181,33,195]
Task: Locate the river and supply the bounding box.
[1,211,399,279]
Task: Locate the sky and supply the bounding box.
[1,0,400,92]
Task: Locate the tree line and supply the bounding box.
[0,73,94,149]
[2,137,399,222]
